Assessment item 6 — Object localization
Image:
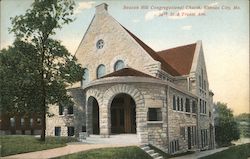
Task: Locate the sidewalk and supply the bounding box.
[171,147,229,159]
[2,143,139,159]
[2,134,139,159]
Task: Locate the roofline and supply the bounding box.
[82,76,198,98]
[157,42,197,53]
[74,15,96,57]
[111,18,156,62]
[190,40,202,73]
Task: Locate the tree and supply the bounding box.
[0,40,42,115]
[235,113,250,138]
[1,0,82,141]
[214,102,240,146]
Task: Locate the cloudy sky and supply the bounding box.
[1,0,249,115]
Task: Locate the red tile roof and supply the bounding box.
[115,22,197,76]
[122,26,181,76]
[101,68,155,79]
[157,43,196,75]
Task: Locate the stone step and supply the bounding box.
[141,146,150,151]
[139,144,164,159]
[151,152,159,158]
[146,149,154,154]
[154,156,163,159]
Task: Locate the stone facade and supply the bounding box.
[46,3,215,154]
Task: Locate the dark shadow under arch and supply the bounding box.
[110,93,136,134]
[88,96,100,134]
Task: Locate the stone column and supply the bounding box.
[99,104,110,137]
[86,101,93,135]
[136,106,148,144]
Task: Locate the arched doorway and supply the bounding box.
[111,93,136,134]
[87,96,100,134]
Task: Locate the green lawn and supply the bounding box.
[53,146,152,159]
[0,135,77,157]
[200,143,250,159]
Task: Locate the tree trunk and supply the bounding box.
[40,106,46,141]
[40,41,46,141]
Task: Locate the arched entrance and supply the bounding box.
[110,93,136,134]
[87,96,100,134]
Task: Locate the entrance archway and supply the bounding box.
[87,96,100,134]
[110,93,136,134]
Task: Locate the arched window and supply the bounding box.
[82,68,89,82]
[97,64,106,78]
[114,60,125,71]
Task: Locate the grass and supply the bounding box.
[53,146,152,159]
[0,135,77,157]
[200,143,250,159]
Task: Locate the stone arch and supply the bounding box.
[104,84,144,108]
[85,89,102,135]
[86,89,102,105]
[102,84,148,143]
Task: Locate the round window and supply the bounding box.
[96,39,104,49]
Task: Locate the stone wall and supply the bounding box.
[75,4,159,82]
[46,88,85,137]
[189,43,215,149]
[168,87,198,153]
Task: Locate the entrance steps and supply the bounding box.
[140,145,164,159]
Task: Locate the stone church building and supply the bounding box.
[46,3,215,154]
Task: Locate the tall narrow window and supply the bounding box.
[55,127,61,136]
[114,60,125,71]
[204,80,206,90]
[59,103,63,115]
[37,118,41,125]
[200,99,202,113]
[82,68,89,83]
[185,98,190,112]
[177,97,180,111]
[67,127,75,136]
[199,75,202,87]
[192,101,196,113]
[10,117,15,127]
[97,64,106,78]
[180,98,184,111]
[30,118,34,127]
[68,105,74,114]
[21,118,25,126]
[173,95,176,110]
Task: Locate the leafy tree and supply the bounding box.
[0,40,42,115]
[235,113,250,122]
[214,102,240,146]
[235,113,250,138]
[1,0,82,140]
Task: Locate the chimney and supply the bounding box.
[95,3,108,14]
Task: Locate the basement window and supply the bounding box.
[148,108,162,121]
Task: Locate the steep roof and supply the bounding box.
[101,68,155,79]
[122,26,181,76]
[157,43,197,75]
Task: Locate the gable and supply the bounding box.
[74,4,158,80]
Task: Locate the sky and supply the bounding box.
[0,0,249,115]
